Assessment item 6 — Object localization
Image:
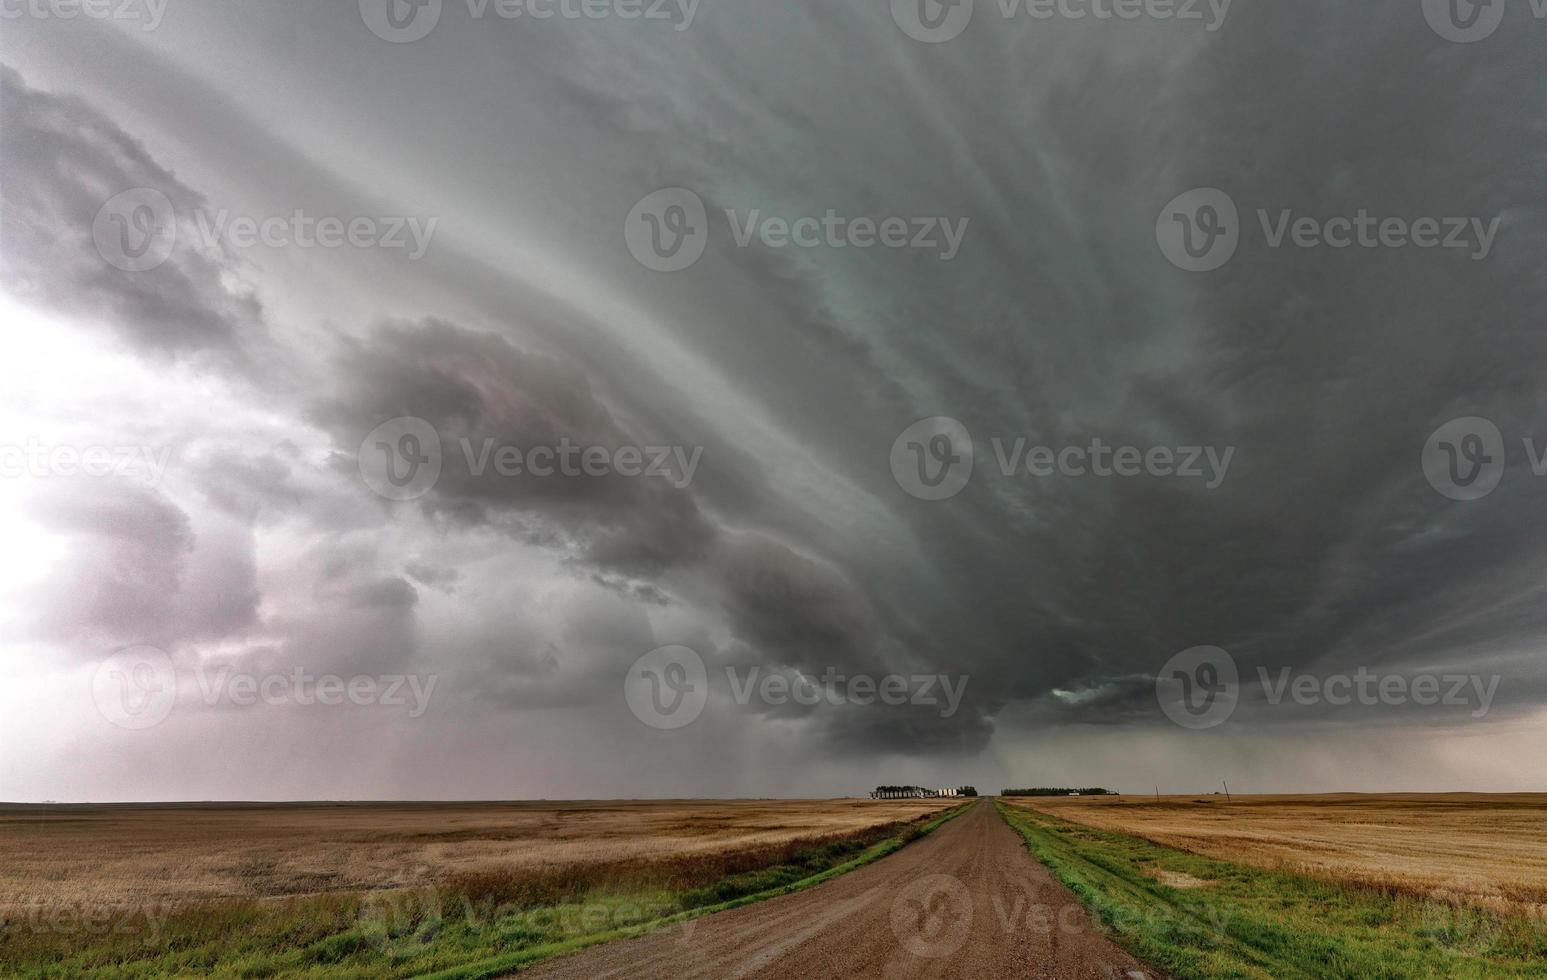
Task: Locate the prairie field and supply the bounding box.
[0,799,962,978]
[997,801,1547,979]
[1008,793,1547,915]
[0,798,952,911]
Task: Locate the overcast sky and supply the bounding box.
[1,1,1545,801]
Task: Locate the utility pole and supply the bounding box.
[1222,780,1232,802]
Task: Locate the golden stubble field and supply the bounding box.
[1009,793,1547,915]
[0,798,952,910]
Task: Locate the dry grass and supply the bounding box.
[1009,793,1547,916]
[0,798,951,911]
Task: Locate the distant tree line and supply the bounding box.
[1001,787,1117,797]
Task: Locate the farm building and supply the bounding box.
[869,786,967,799]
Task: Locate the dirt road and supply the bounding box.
[520,800,1165,979]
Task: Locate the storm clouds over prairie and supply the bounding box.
[1,1,1544,800]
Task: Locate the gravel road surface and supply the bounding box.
[518,800,1166,979]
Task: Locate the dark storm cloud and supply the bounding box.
[4,0,1547,800]
[525,1,1547,738]
[0,65,264,367]
[873,4,1547,725]
[455,0,1547,733]
[0,46,960,733]
[310,318,721,574]
[304,316,1002,740]
[713,535,879,666]
[460,585,661,711]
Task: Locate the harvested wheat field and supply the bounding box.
[1009,793,1547,915]
[0,798,951,910]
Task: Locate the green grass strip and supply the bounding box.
[993,800,1547,980]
